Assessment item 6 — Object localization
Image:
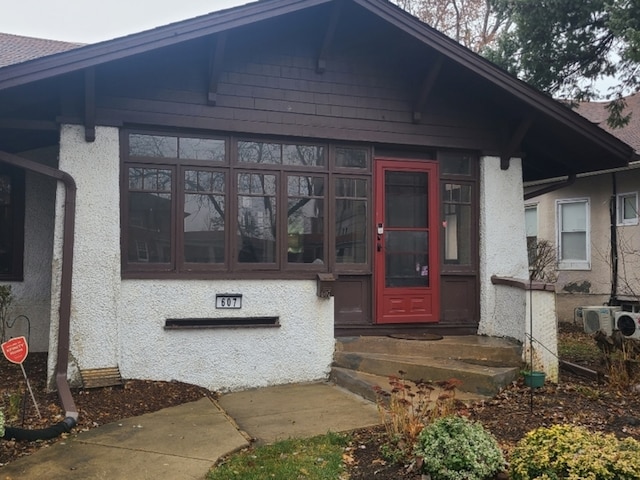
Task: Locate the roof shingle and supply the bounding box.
[0,32,83,68]
[576,93,640,153]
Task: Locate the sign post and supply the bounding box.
[2,336,41,419]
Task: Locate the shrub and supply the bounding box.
[0,409,4,438]
[373,374,462,462]
[510,424,640,480]
[414,415,505,480]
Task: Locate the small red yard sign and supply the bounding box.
[2,336,28,364]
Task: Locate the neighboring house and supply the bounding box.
[525,93,640,323]
[0,0,635,406]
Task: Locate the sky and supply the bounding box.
[0,0,249,44]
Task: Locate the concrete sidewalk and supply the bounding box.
[0,382,380,480]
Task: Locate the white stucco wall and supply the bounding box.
[478,156,530,340]
[50,125,335,391]
[4,149,57,352]
[119,280,335,391]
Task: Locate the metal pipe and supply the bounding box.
[0,149,78,421]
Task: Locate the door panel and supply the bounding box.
[375,160,439,324]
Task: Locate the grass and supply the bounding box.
[557,329,602,364]
[206,432,349,480]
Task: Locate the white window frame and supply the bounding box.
[617,192,638,226]
[556,198,590,270]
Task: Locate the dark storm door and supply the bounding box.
[374,160,440,324]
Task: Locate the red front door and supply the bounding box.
[374,159,440,324]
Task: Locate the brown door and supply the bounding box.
[374,159,440,324]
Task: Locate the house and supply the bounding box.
[0,0,635,414]
[525,93,640,325]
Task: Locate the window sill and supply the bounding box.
[557,262,591,271]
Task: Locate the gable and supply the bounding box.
[0,0,635,181]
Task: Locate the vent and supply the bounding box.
[581,306,620,335]
[80,367,123,389]
[615,312,640,339]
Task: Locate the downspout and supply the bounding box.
[0,149,78,423]
[609,172,618,305]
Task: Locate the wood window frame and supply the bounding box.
[0,164,25,281]
[437,151,479,275]
[121,130,372,279]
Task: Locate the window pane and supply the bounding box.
[561,232,586,260]
[525,206,537,237]
[385,172,427,228]
[127,167,172,264]
[179,138,225,161]
[336,147,368,169]
[561,202,586,231]
[385,231,429,287]
[283,145,325,167]
[184,170,225,264]
[129,134,177,158]
[624,196,635,219]
[440,152,471,175]
[238,141,281,164]
[237,174,277,263]
[335,177,368,264]
[287,176,325,264]
[443,203,471,264]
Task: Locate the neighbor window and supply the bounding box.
[0,165,24,280]
[556,198,590,270]
[617,192,638,226]
[122,132,369,276]
[524,205,538,265]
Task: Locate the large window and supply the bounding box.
[122,133,369,276]
[557,198,590,270]
[0,165,24,280]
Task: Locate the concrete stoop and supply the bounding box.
[331,335,523,402]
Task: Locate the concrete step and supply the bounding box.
[336,335,522,366]
[329,368,491,404]
[333,350,519,396]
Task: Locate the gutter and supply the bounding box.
[523,173,576,201]
[0,149,78,421]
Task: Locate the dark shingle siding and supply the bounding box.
[0,32,83,68]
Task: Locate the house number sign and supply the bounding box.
[216,294,242,309]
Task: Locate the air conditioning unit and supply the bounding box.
[614,311,640,339]
[581,306,621,335]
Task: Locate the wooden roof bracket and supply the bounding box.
[208,32,227,106]
[316,0,342,74]
[501,114,533,170]
[412,55,444,123]
[84,67,95,142]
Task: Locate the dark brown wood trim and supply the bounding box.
[316,0,342,74]
[84,67,96,142]
[491,275,555,292]
[0,119,59,131]
[413,55,443,123]
[500,114,533,170]
[208,32,227,106]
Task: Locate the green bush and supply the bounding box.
[510,424,640,480]
[0,409,4,438]
[414,415,505,480]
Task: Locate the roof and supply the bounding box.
[0,0,636,179]
[0,32,83,68]
[576,93,640,153]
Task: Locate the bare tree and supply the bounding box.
[393,0,512,52]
